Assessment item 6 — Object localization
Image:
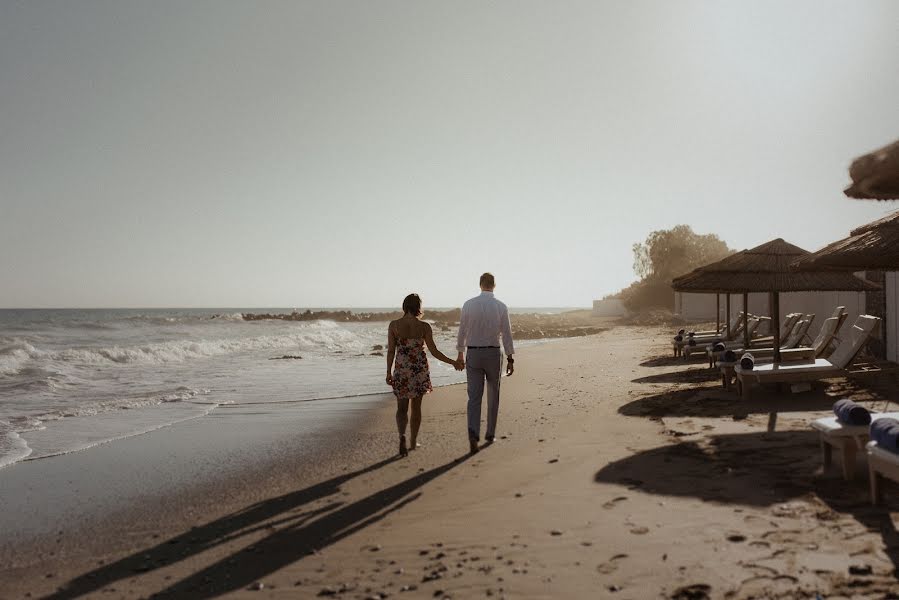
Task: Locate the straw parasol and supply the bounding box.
[793,210,899,271]
[673,238,879,362]
[844,139,899,200]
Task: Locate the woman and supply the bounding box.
[386,293,462,457]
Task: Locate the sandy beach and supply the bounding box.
[3,325,899,599]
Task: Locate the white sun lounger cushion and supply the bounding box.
[736,358,837,377]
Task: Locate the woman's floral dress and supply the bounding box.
[392,338,433,400]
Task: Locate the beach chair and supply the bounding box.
[672,312,745,357]
[811,412,899,481]
[708,315,814,367]
[867,440,899,504]
[734,315,881,400]
[686,317,763,359]
[779,312,803,341]
[717,317,835,389]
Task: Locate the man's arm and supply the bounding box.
[500,304,514,357]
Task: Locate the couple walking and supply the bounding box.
[385,273,515,457]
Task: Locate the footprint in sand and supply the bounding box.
[629,526,650,535]
[596,553,628,574]
[602,496,628,509]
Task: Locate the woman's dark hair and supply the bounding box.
[402,293,423,316]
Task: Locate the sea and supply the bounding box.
[0,308,564,470]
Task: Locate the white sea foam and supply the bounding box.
[0,421,33,468]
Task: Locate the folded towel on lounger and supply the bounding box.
[870,418,899,453]
[723,350,737,363]
[833,399,871,426]
[740,353,754,370]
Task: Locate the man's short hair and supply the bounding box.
[479,272,495,288]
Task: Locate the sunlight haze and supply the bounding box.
[1,0,897,308]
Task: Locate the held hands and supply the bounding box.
[453,358,465,371]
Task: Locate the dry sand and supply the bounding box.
[3,326,899,599]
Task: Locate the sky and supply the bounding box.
[1,1,898,309]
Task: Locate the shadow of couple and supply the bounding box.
[47,453,471,599]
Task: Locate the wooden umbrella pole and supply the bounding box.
[743,292,750,350]
[772,292,782,363]
[726,294,732,339]
[716,294,721,333]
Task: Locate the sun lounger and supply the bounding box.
[866,438,899,504]
[709,315,814,367]
[734,315,881,400]
[779,312,803,341]
[717,316,836,389]
[687,317,763,359]
[811,411,899,481]
[672,312,746,357]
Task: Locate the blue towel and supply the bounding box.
[870,418,899,453]
[723,350,737,363]
[833,399,871,426]
[740,353,754,370]
[713,342,726,352]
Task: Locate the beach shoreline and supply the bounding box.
[3,327,899,599]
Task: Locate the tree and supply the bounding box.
[622,225,732,311]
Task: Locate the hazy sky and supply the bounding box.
[1,1,898,308]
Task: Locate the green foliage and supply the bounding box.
[621,225,732,311]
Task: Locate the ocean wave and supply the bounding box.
[0,322,364,373]
[0,339,44,375]
[30,387,213,423]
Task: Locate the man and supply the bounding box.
[457,272,515,454]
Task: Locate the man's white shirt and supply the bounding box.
[456,291,515,356]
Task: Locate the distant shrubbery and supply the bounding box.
[616,225,732,312]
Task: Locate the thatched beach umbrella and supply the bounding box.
[793,210,899,271]
[673,239,879,362]
[844,139,899,200]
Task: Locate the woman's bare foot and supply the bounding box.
[399,435,408,457]
[410,438,420,450]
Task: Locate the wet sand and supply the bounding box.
[3,327,899,599]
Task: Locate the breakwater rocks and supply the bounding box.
[512,325,606,340]
[242,309,608,341]
[243,309,462,324]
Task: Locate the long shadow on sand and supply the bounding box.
[631,367,721,385]
[620,380,897,422]
[595,431,899,577]
[639,355,706,368]
[47,454,469,599]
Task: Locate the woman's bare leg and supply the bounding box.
[396,398,409,456]
[410,396,423,448]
